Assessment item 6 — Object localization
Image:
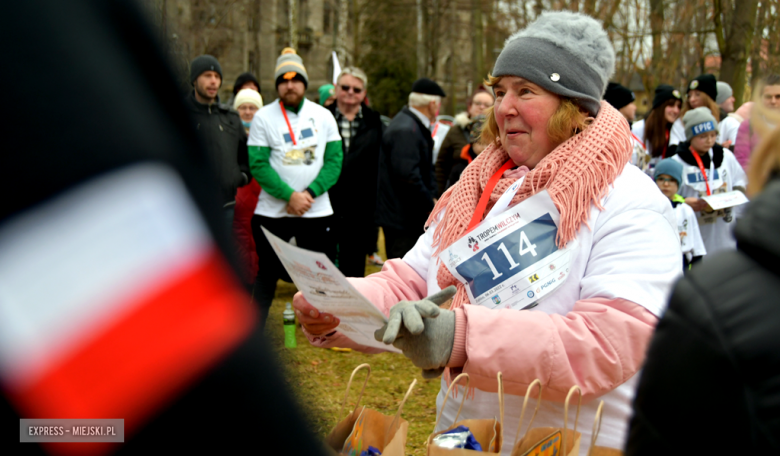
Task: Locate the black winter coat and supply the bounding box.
[326,102,384,223]
[376,107,435,230]
[183,92,250,206]
[626,176,780,454]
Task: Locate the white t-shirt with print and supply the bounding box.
[674,202,706,260]
[671,149,747,255]
[248,98,341,218]
[718,115,741,146]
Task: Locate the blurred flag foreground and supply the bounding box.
[0,164,255,455]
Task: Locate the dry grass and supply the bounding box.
[263,231,438,455]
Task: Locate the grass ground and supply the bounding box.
[263,230,438,455]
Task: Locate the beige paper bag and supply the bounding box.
[325,363,414,456]
[426,372,504,455]
[510,384,583,456]
[586,401,623,456]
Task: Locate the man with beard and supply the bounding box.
[247,48,343,326]
[183,55,251,229]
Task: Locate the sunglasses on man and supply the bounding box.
[340,85,363,94]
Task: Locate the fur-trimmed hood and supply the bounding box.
[453,112,470,128]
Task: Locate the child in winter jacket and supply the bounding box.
[654,158,706,268]
[670,107,747,255]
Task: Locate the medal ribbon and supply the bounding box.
[690,148,712,196]
[280,101,297,146]
[467,159,516,231]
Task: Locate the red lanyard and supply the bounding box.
[631,132,646,150]
[467,160,516,231]
[279,101,297,146]
[690,148,712,196]
[661,129,670,158]
[431,123,439,138]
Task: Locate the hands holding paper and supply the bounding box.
[374,286,458,378]
[293,292,340,335]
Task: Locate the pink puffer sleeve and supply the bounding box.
[301,258,429,352]
[733,119,753,170]
[450,297,658,403]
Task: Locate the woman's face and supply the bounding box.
[468,92,494,117]
[237,103,259,122]
[664,100,681,123]
[493,76,561,169]
[688,90,705,109]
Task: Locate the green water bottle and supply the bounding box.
[283,302,297,348]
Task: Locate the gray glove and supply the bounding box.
[374,286,457,378]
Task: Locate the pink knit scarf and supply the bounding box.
[426,101,631,310]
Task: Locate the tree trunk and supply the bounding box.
[472,0,484,87]
[583,0,597,15]
[417,0,425,77]
[717,0,759,105]
[337,0,348,62]
[648,0,664,90]
[352,0,361,64]
[289,0,298,49]
[749,0,767,90]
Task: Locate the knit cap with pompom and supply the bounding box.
[274,48,308,88]
[492,11,615,116]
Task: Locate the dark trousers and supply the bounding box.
[251,214,336,330]
[334,216,374,278]
[383,226,424,260]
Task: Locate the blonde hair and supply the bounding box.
[479,74,591,145]
[681,91,720,122]
[747,81,780,195]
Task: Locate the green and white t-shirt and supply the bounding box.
[248,98,342,218]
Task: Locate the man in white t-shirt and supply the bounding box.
[247,48,343,327]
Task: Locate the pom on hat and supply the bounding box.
[281,47,297,55]
[274,48,308,88]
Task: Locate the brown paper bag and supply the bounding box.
[586,401,623,456]
[325,363,414,456]
[510,384,583,456]
[426,372,504,455]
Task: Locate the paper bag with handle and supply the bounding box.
[325,363,414,456]
[586,401,623,456]
[510,383,582,456]
[426,372,504,455]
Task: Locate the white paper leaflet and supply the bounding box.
[700,190,748,211]
[262,227,400,352]
[441,190,578,311]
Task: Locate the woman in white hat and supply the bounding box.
[233,88,263,134]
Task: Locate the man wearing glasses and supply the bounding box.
[326,67,385,277]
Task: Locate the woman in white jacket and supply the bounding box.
[295,12,680,454]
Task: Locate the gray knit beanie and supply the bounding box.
[492,11,615,116]
[683,107,719,140]
[716,81,733,105]
[274,48,309,88]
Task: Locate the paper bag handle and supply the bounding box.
[513,379,543,447]
[497,372,504,432]
[433,373,470,432]
[384,378,418,446]
[339,363,371,419]
[587,401,605,456]
[561,385,582,455]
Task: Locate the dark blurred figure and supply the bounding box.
[626,105,780,454]
[326,67,384,277]
[183,55,251,231]
[0,1,327,454]
[376,78,445,259]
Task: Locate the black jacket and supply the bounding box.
[626,176,780,454]
[326,102,384,222]
[376,107,435,230]
[183,92,250,206]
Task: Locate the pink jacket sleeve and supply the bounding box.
[448,297,658,403]
[301,258,429,352]
[734,119,753,170]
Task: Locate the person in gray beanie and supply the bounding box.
[716,81,740,148]
[669,106,747,255]
[292,10,680,455]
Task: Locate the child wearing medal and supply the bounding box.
[654,158,706,268]
[670,107,747,255]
